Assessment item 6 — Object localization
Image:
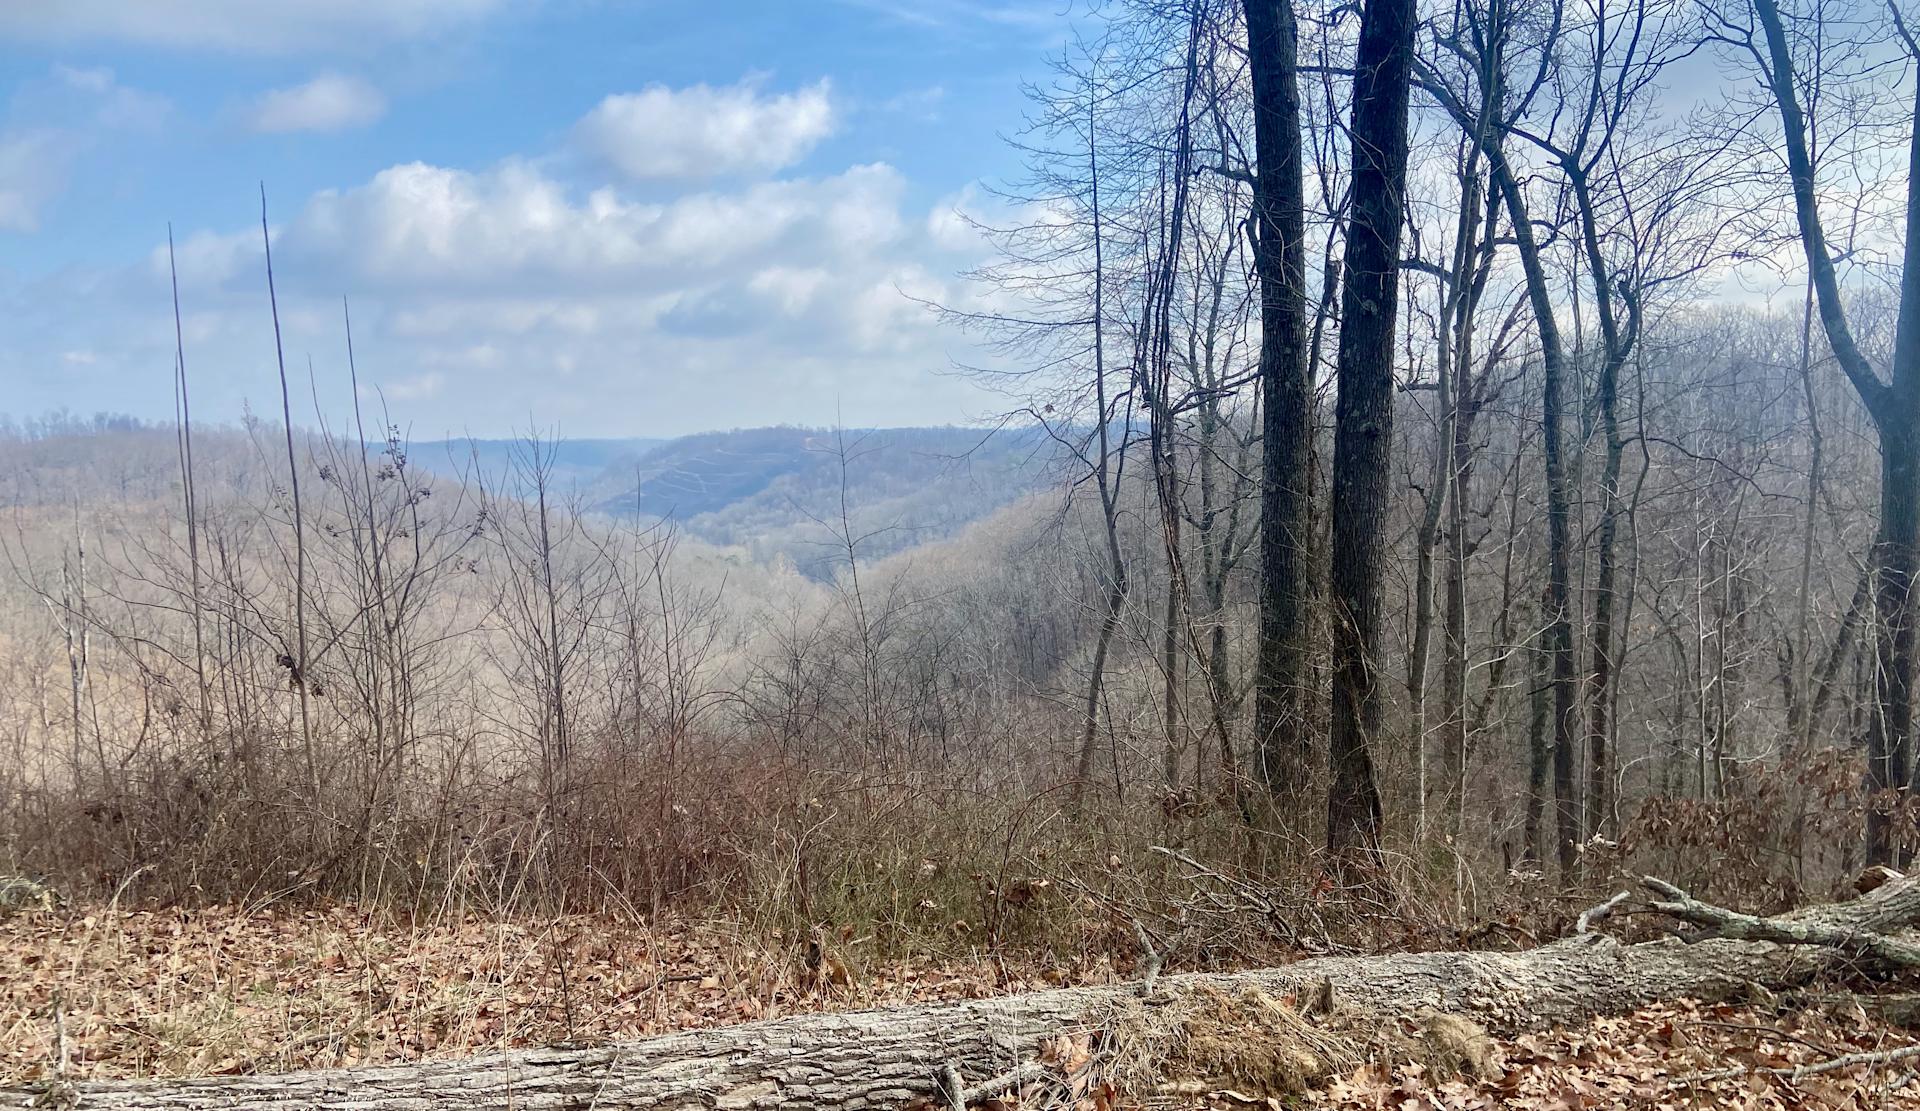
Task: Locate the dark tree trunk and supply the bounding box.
[1754,0,1920,866]
[1565,167,1633,844]
[1524,599,1551,867]
[1474,157,1581,877]
[1534,226,1583,880]
[1325,0,1415,859]
[1876,428,1919,862]
[1586,363,1624,841]
[1244,0,1315,807]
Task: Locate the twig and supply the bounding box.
[1676,1042,1920,1084]
[961,1061,1050,1104]
[50,992,68,1081]
[1576,890,1629,934]
[935,1062,965,1111]
[1133,919,1164,997]
[1689,1018,1842,1059]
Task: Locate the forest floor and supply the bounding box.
[3,902,1919,1108]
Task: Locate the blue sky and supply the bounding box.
[0,1,1074,437]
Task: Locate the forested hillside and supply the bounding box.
[412,436,665,494]
[7,0,1920,1103]
[408,424,1055,574]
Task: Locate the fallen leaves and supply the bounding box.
[5,902,1919,1110]
[0,900,1120,1083]
[1298,999,1920,1110]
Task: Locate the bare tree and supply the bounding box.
[1745,0,1920,865]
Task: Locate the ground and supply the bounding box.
[3,903,1918,1107]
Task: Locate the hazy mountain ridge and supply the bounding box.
[408,436,668,493]
[575,425,1056,573]
[0,418,1059,577]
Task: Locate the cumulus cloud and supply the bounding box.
[928,185,1007,253]
[572,78,835,182]
[248,74,387,133]
[15,105,998,434]
[748,266,831,315]
[0,0,505,52]
[252,158,905,291]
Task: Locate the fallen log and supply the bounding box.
[6,875,1918,1110]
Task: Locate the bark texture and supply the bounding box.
[1244,0,1315,805]
[13,878,1917,1111]
[1326,0,1415,856]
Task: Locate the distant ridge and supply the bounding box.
[572,425,1055,574]
[408,437,667,492]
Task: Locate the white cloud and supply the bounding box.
[37,66,170,131]
[748,267,830,314]
[829,0,1065,34]
[572,78,835,182]
[14,136,999,434]
[880,85,946,121]
[927,185,1003,253]
[248,74,387,134]
[381,371,446,401]
[0,0,505,52]
[267,158,905,290]
[146,227,257,286]
[0,130,74,232]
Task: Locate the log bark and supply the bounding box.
[8,877,1919,1111]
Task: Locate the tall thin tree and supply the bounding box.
[261,186,315,788]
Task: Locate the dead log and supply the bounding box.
[1645,875,1920,966]
[6,876,1918,1110]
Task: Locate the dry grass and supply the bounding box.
[1094,984,1499,1103]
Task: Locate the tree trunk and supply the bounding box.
[1414,6,1583,877]
[16,878,1920,1111]
[1067,71,1128,814]
[1474,155,1581,877]
[1245,0,1316,807]
[1326,0,1415,859]
[1874,429,1919,864]
[1586,395,1623,841]
[1407,481,1442,838]
[1523,602,1550,867]
[1752,0,1920,866]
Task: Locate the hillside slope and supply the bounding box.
[579,425,1053,573]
